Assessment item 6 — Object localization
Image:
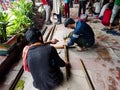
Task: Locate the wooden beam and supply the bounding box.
[54,45,76,49]
[9,66,24,90]
[41,26,47,36]
[47,24,56,41]
[44,26,53,42]
[64,45,71,80]
[79,59,95,90]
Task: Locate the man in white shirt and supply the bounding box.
[93,0,101,15]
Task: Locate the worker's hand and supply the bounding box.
[63,41,68,46]
[50,39,59,44]
[64,43,67,46]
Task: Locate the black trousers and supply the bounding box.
[78,1,87,17]
[69,0,73,8]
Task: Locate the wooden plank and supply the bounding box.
[47,24,56,41]
[41,26,47,36]
[9,66,24,90]
[54,45,76,49]
[64,45,71,80]
[44,26,53,42]
[79,59,95,90]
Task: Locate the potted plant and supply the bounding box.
[0,0,45,55]
[7,0,33,36]
[0,0,46,80]
[0,11,11,43]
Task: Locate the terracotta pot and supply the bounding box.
[0,35,27,81]
[0,35,18,56]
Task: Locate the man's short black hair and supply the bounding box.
[108,2,114,10]
[25,28,41,43]
[64,18,75,27]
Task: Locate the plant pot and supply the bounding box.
[0,35,27,81]
[0,35,18,56]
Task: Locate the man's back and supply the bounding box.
[75,20,95,45]
[27,44,65,90]
[76,21,94,37]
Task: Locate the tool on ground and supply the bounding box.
[80,59,95,90]
[54,45,76,49]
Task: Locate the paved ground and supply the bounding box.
[20,4,120,90]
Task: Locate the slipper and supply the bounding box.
[76,46,82,51]
[101,28,109,31]
[101,28,113,31]
[106,30,120,36]
[75,46,88,51]
[107,28,114,30]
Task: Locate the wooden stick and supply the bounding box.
[44,26,53,42]
[47,24,56,42]
[64,45,71,80]
[41,26,47,35]
[79,59,95,90]
[54,45,76,49]
[64,45,69,62]
[9,66,24,90]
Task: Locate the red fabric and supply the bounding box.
[64,3,70,18]
[22,45,30,72]
[75,0,78,3]
[41,0,48,5]
[102,9,112,26]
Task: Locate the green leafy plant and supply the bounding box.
[7,0,33,35]
[1,0,45,40]
[0,12,12,42]
[14,80,25,90]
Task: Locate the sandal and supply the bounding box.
[101,28,113,31]
[76,46,88,51]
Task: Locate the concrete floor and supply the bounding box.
[20,9,120,90]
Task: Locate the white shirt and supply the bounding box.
[99,3,109,17]
[93,2,101,13]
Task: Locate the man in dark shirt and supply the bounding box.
[24,28,66,90]
[64,18,95,51]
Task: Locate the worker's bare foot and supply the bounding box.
[81,47,88,51]
[108,23,112,30]
[76,46,88,51]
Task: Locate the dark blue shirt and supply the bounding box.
[68,20,95,46]
[27,44,65,90]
